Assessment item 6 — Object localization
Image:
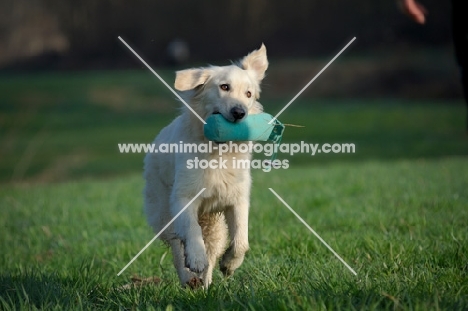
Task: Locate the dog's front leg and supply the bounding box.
[220,200,249,276]
[171,195,208,274]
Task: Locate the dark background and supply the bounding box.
[0,0,452,69]
[1,0,466,184]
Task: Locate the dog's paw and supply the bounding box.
[219,246,246,277]
[184,245,208,273]
[185,254,207,273]
[185,277,204,289]
[219,263,234,277]
[219,259,236,277]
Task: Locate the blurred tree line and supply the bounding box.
[0,0,452,69]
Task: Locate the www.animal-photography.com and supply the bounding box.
[1,1,467,310]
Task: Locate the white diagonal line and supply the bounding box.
[118,36,206,125]
[268,188,357,276]
[269,37,356,124]
[117,188,206,276]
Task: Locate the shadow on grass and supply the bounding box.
[0,272,75,309]
[0,262,109,310]
[1,270,466,310]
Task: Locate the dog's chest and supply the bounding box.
[199,165,247,213]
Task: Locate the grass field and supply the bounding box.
[1,159,467,310]
[1,70,467,183]
[0,70,468,310]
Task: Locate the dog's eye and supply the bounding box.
[220,84,230,91]
[246,91,252,98]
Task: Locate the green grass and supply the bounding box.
[1,158,467,310]
[0,69,467,309]
[0,158,468,310]
[1,70,467,183]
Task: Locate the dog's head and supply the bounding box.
[174,44,268,123]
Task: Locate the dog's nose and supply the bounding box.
[230,107,246,121]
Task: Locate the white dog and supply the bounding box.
[144,45,268,289]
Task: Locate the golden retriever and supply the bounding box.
[144,45,268,288]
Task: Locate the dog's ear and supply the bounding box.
[174,68,212,91]
[240,44,268,81]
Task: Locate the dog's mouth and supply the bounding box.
[211,110,244,124]
[211,110,232,122]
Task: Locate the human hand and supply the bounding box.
[398,0,428,24]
